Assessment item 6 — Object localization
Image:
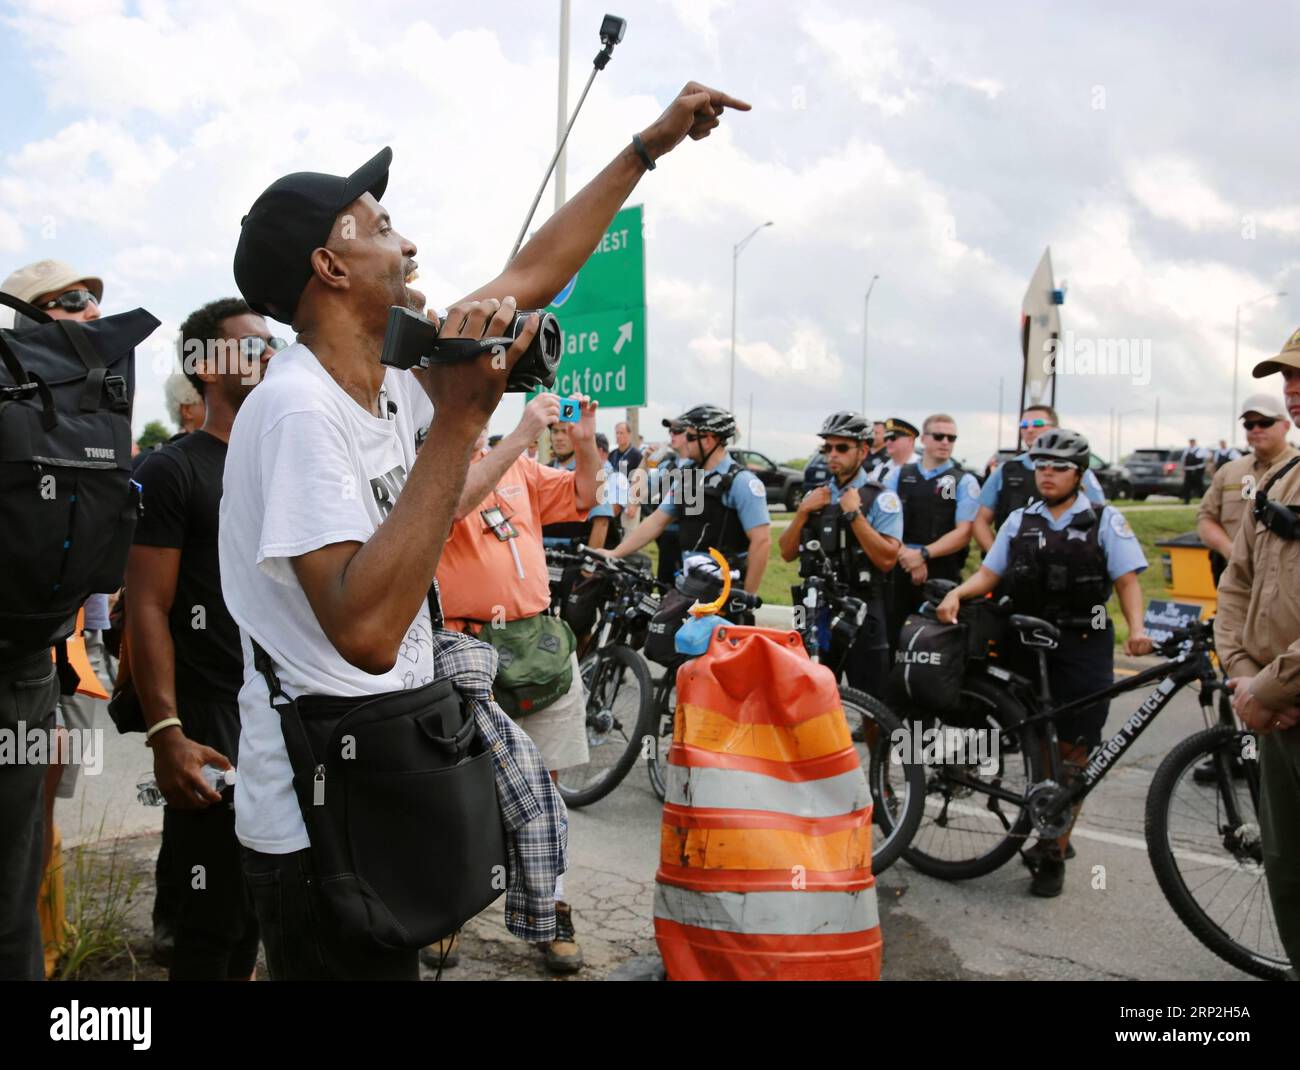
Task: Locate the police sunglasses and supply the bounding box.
[1020,418,1050,430]
[824,442,858,454]
[34,288,98,313]
[928,432,958,443]
[1032,459,1079,472]
[1242,418,1278,431]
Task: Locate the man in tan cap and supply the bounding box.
[1215,325,1300,977]
[1,259,102,322]
[1198,392,1298,585]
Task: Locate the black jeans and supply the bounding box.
[165,801,260,980]
[241,846,418,980]
[0,651,58,980]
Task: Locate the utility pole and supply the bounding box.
[862,275,879,416]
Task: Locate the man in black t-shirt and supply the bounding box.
[127,297,284,980]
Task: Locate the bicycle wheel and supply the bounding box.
[839,686,925,876]
[556,644,655,808]
[902,675,1045,880]
[1145,725,1291,981]
[646,672,677,802]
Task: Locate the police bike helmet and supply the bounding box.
[817,411,872,441]
[1028,427,1091,469]
[676,404,737,442]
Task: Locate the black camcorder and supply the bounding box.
[379,305,563,393]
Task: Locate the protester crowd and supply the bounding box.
[2,73,1298,983]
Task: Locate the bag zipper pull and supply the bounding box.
[313,765,326,806]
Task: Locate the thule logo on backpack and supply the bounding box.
[84,447,115,460]
[895,650,942,665]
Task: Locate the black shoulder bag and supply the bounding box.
[250,627,508,950]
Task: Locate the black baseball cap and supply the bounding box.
[233,147,393,323]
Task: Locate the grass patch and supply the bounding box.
[53,807,145,980]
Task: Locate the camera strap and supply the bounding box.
[426,337,512,363]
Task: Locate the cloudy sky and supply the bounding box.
[2,0,1297,467]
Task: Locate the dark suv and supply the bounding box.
[1114,448,1186,500]
[730,448,804,511]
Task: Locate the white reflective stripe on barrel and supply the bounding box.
[666,764,870,817]
[654,884,880,936]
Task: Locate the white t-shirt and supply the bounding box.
[218,343,437,853]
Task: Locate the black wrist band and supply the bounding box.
[632,133,656,171]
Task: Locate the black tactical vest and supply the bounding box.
[677,465,752,574]
[999,505,1112,623]
[995,456,1038,528]
[897,462,970,580]
[802,480,887,597]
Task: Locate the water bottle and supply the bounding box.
[136,764,236,806]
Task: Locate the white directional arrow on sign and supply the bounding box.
[613,321,633,355]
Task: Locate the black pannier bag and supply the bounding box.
[562,568,611,639]
[888,612,967,714]
[645,562,724,666]
[0,292,159,650]
[645,588,696,666]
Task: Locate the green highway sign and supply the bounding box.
[536,204,646,407]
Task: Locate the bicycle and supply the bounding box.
[792,539,924,874]
[544,546,664,808]
[898,595,1291,981]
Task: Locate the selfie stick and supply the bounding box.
[507,14,627,265]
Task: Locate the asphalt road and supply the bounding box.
[58,658,1265,981]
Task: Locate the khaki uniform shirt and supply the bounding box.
[1215,452,1300,709]
[1199,447,1300,543]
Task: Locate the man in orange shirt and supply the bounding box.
[432,390,600,973]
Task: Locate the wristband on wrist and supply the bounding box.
[920,546,931,562]
[842,508,861,523]
[145,717,182,745]
[631,133,656,171]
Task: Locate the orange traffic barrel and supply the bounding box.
[654,625,881,980]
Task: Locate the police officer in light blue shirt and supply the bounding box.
[780,412,902,697]
[883,414,982,644]
[937,429,1153,898]
[974,403,1105,555]
[606,405,771,607]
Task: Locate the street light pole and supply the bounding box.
[862,274,879,416]
[729,221,773,414]
[1232,290,1287,446]
[1118,406,1142,461]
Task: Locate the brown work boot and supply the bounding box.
[540,902,584,973]
[419,931,460,970]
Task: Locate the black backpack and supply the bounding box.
[0,292,159,655]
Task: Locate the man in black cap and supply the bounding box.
[217,81,748,981]
[869,417,920,485]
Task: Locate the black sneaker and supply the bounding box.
[1193,755,1245,785]
[1030,856,1066,897]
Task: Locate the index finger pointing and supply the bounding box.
[704,85,752,111]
